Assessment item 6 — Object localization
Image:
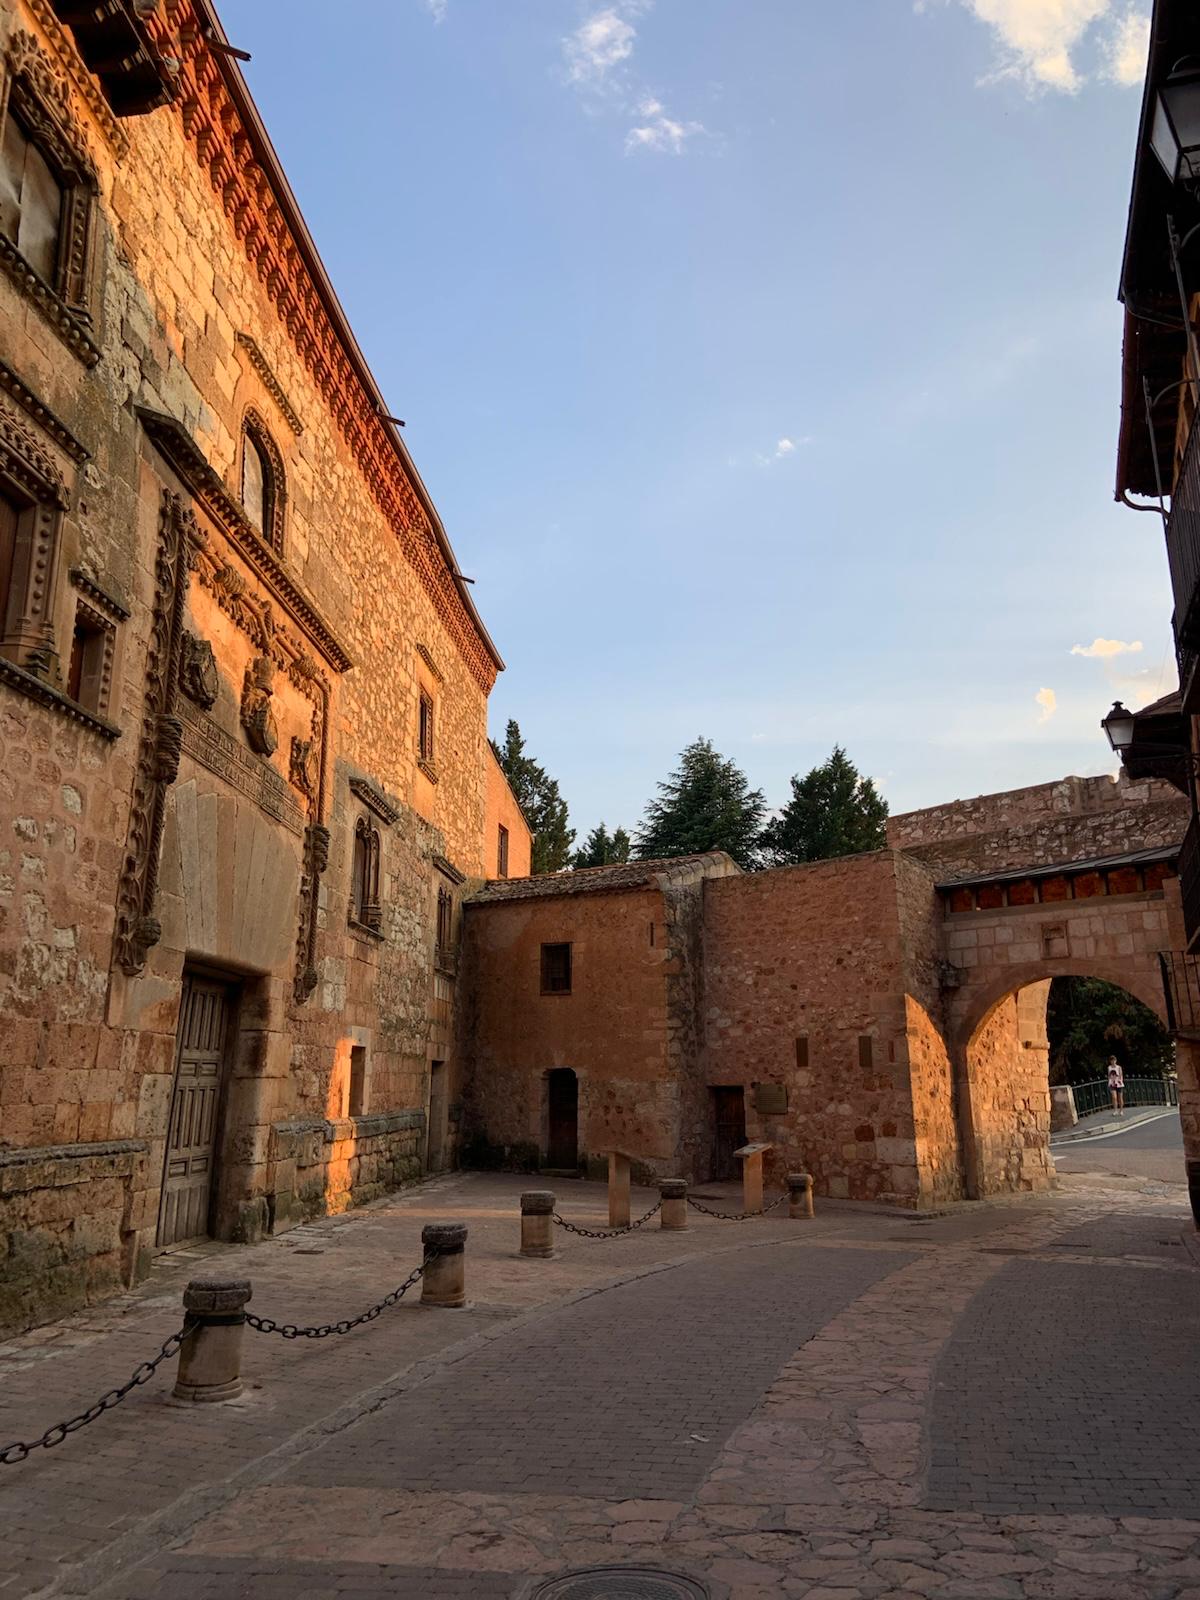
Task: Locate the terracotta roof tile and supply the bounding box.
[468,851,738,904]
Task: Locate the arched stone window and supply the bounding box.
[351,814,381,933]
[240,411,285,553]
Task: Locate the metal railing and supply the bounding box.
[1069,1076,1178,1119]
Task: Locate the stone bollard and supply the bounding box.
[421,1222,467,1307]
[520,1191,556,1258]
[659,1178,689,1231]
[788,1172,814,1220]
[173,1278,251,1403]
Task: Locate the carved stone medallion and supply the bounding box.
[240,654,278,756]
[180,632,219,710]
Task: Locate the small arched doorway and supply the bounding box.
[545,1068,578,1170]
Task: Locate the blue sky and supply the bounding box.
[222,0,1165,834]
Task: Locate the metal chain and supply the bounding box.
[685,1190,790,1221]
[244,1258,426,1338]
[0,1324,192,1466]
[552,1199,663,1238]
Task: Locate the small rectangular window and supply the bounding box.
[349,1045,367,1117]
[795,1035,809,1070]
[541,941,572,995]
[67,606,110,712]
[858,1035,874,1071]
[497,823,509,878]
[418,691,435,764]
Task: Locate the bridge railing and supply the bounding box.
[1068,1077,1178,1119]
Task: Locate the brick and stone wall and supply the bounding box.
[483,745,532,881]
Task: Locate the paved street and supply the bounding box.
[1,1172,1198,1599]
[1053,1109,1186,1187]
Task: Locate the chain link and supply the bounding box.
[685,1190,790,1221]
[551,1199,663,1238]
[244,1259,426,1338]
[0,1324,192,1466]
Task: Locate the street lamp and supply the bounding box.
[1101,700,1137,756]
[1151,58,1200,186]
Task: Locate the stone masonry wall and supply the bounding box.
[963,982,1053,1196]
[483,745,532,882]
[700,854,924,1205]
[888,774,1188,880]
[461,886,681,1176]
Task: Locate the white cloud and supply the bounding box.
[921,1,1150,95]
[423,0,447,20]
[1035,686,1057,722]
[564,8,638,87]
[1103,6,1149,85]
[1070,637,1144,658]
[751,435,812,468]
[625,96,704,154]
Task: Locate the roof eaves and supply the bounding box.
[192,1,504,674]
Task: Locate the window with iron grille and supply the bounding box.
[497,823,509,878]
[419,690,435,765]
[541,941,572,995]
[351,815,381,932]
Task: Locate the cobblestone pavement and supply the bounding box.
[1,1172,1198,1599]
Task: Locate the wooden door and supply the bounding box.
[157,974,231,1247]
[546,1068,578,1169]
[711,1086,746,1182]
[427,1061,447,1172]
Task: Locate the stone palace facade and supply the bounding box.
[0,0,528,1334]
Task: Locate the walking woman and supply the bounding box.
[1107,1055,1125,1116]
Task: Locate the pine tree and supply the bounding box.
[572,823,632,869]
[634,738,766,870]
[760,746,888,866]
[492,719,576,875]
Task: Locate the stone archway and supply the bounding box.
[948,963,1170,1200]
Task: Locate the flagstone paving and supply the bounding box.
[1,1171,1198,1599]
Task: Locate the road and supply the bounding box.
[3,1171,1199,1598]
[1053,1108,1186,1185]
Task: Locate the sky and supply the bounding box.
[220,0,1169,836]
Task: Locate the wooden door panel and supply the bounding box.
[157,975,231,1248]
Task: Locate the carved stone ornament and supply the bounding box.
[180,631,219,710]
[114,490,201,977]
[289,735,315,797]
[240,654,277,756]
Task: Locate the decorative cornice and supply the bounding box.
[0,235,101,368]
[433,853,466,886]
[0,362,89,463]
[416,642,444,683]
[349,775,401,826]
[417,756,439,786]
[17,3,126,156]
[137,406,353,674]
[0,653,120,739]
[69,568,129,621]
[143,6,502,692]
[236,332,303,436]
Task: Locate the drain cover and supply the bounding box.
[530,1568,709,1600]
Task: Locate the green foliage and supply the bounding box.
[1045,977,1174,1085]
[761,746,889,866]
[492,719,575,875]
[572,822,632,869]
[634,737,766,870]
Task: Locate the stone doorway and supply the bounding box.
[157,970,237,1248]
[546,1068,578,1170]
[427,1060,447,1172]
[710,1086,746,1181]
